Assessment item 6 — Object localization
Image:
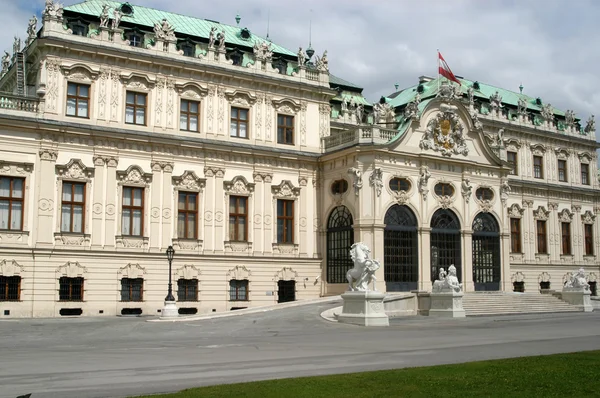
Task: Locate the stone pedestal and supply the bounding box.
[337,291,389,327]
[429,290,466,318]
[561,288,593,312]
[161,300,179,318]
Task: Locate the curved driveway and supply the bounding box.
[1,302,599,398]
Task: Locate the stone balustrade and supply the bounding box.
[323,125,398,151]
[0,92,40,113]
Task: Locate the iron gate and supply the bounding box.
[326,206,354,283]
[430,209,462,282]
[277,280,296,303]
[384,205,418,291]
[472,213,501,291]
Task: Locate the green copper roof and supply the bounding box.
[329,74,363,92]
[64,0,295,56]
[386,77,569,118]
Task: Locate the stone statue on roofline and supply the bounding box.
[27,15,38,44]
[489,91,502,111]
[43,0,64,21]
[12,36,21,56]
[541,103,555,124]
[467,85,474,106]
[564,109,575,128]
[297,46,306,66]
[154,18,176,41]
[341,96,348,115]
[1,52,10,75]
[584,115,595,134]
[315,50,329,72]
[111,8,123,30]
[517,97,527,117]
[208,26,217,48]
[99,4,110,28]
[355,103,364,124]
[217,29,226,51]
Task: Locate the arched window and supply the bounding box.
[384,205,418,291]
[326,206,354,283]
[430,209,461,282]
[472,213,501,291]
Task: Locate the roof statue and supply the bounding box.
[354,103,364,124]
[297,46,306,66]
[1,51,10,76]
[12,36,21,56]
[437,81,460,100]
[467,85,474,106]
[517,97,528,116]
[27,15,38,44]
[341,96,348,115]
[208,26,217,48]
[111,8,123,30]
[541,103,555,123]
[584,115,595,134]
[43,0,64,20]
[99,4,110,28]
[489,91,503,111]
[315,50,329,72]
[217,29,226,51]
[564,109,575,127]
[346,242,380,292]
[154,18,176,41]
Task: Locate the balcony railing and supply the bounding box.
[0,92,40,113]
[323,125,398,151]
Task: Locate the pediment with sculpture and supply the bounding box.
[419,103,468,157]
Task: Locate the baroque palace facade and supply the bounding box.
[0,0,598,317]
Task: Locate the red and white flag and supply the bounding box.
[438,51,461,85]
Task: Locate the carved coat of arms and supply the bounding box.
[420,104,468,157]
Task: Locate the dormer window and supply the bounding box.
[226,50,244,66]
[240,28,251,40]
[272,58,288,75]
[68,19,89,37]
[126,31,144,48]
[179,42,195,57]
[119,3,134,15]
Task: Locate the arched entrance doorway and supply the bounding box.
[430,209,461,282]
[384,205,418,291]
[472,213,501,291]
[326,206,354,283]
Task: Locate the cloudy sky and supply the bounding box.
[1,0,599,124]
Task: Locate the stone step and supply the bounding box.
[461,292,580,316]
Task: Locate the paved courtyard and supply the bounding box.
[1,302,600,398]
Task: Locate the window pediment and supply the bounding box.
[176,82,208,100]
[554,147,570,159]
[582,210,596,224]
[120,73,155,91]
[56,159,94,180]
[530,143,546,156]
[0,161,33,176]
[61,64,99,81]
[578,151,593,163]
[558,208,574,223]
[533,206,550,221]
[172,170,206,192]
[271,180,300,199]
[117,165,152,186]
[56,261,87,277]
[225,90,257,107]
[507,203,524,219]
[176,264,200,280]
[226,265,251,280]
[271,98,301,114]
[119,263,146,278]
[224,176,255,195]
[0,259,24,276]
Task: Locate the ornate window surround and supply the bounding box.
[118,263,146,304]
[176,82,208,133]
[0,259,24,278]
[432,179,456,210]
[386,175,414,206]
[54,159,94,247]
[271,179,301,255]
[225,90,256,140]
[272,98,301,146]
[171,170,206,252]
[226,265,251,303]
[0,161,33,241]
[121,72,154,125]
[223,176,255,253]
[115,165,153,249]
[62,64,98,119]
[533,205,550,221]
[55,261,87,303]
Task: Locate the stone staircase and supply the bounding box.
[462,292,580,316]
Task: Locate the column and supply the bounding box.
[103,157,118,248]
[35,148,58,247]
[418,227,432,292]
[91,156,106,249]
[462,231,474,292]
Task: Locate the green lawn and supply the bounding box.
[135,351,600,398]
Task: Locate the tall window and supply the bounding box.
[121,278,143,301]
[177,279,198,301]
[277,114,294,145]
[61,182,85,233]
[510,218,521,253]
[177,192,197,239]
[122,187,144,236]
[0,276,20,301]
[585,224,594,256]
[533,156,544,179]
[277,199,294,244]
[0,176,24,231]
[536,220,547,254]
[229,279,248,301]
[59,277,84,301]
[125,91,147,125]
[558,159,567,182]
[180,99,200,132]
[229,196,247,241]
[581,163,590,186]
[507,151,518,175]
[230,107,248,138]
[561,222,571,255]
[66,83,90,118]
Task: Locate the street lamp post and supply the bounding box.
[162,245,178,318]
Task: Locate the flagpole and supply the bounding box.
[437,48,440,94]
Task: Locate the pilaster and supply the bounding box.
[419,227,432,292]
[462,230,474,292]
[262,173,273,254]
[35,148,58,246]
[500,232,511,292]
[548,202,559,261]
[572,205,583,262]
[298,175,309,257]
[91,156,106,248]
[103,156,118,248]
[252,172,265,254]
